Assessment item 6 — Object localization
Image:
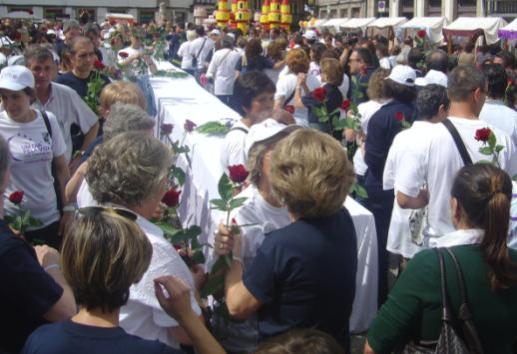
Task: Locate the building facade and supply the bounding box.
[317,0,516,21]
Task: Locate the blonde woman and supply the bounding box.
[22,207,224,354]
[224,129,358,351]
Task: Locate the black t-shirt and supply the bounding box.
[55,71,110,99]
[236,55,274,73]
[21,321,181,354]
[0,220,63,353]
[243,208,358,349]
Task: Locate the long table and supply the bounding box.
[151,66,378,333]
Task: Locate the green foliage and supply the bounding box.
[196,121,231,136]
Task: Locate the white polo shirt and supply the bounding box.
[479,98,517,148]
[32,82,98,161]
[206,48,241,96]
[396,117,517,238]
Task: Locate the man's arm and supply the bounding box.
[79,121,99,153]
[225,260,261,320]
[396,189,428,210]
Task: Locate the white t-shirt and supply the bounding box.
[119,215,201,349]
[275,72,321,126]
[210,186,290,352]
[206,48,241,96]
[396,117,517,237]
[379,57,392,69]
[352,100,387,176]
[189,36,215,70]
[220,121,249,170]
[32,82,98,161]
[383,121,433,258]
[0,110,66,227]
[479,99,517,148]
[177,41,194,70]
[308,61,320,76]
[77,178,97,208]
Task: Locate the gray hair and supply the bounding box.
[221,35,234,49]
[63,19,80,33]
[0,135,10,186]
[24,44,54,66]
[103,103,155,141]
[86,132,173,208]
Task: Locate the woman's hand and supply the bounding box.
[296,72,307,86]
[154,276,195,323]
[214,223,234,256]
[34,244,60,269]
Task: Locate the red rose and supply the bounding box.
[359,67,368,76]
[312,87,327,102]
[228,164,249,183]
[341,99,351,110]
[507,78,513,87]
[184,119,197,133]
[284,105,295,114]
[162,188,181,207]
[8,191,24,205]
[161,123,174,135]
[417,30,426,38]
[94,60,105,70]
[475,127,492,142]
[119,51,129,59]
[395,112,405,121]
[109,19,116,26]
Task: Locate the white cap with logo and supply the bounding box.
[244,118,298,159]
[415,69,448,88]
[386,65,416,87]
[0,65,35,91]
[303,30,317,41]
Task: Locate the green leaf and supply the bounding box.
[350,182,368,199]
[479,146,493,155]
[195,121,231,136]
[155,221,181,237]
[488,131,496,148]
[183,225,202,239]
[169,165,186,187]
[218,173,233,202]
[200,273,226,298]
[495,145,505,153]
[477,159,492,165]
[191,249,206,264]
[210,198,229,211]
[211,255,230,274]
[229,197,247,210]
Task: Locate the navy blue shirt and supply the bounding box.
[0,220,63,353]
[55,71,110,99]
[236,55,273,73]
[22,321,180,354]
[365,99,416,188]
[243,208,357,349]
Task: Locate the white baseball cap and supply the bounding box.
[386,65,416,87]
[244,118,298,159]
[210,29,221,36]
[303,30,317,41]
[415,70,448,88]
[0,65,35,91]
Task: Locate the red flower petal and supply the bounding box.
[8,190,24,204]
[119,51,129,59]
[162,188,181,207]
[341,99,351,110]
[395,112,405,121]
[284,105,295,114]
[474,127,492,142]
[228,164,249,183]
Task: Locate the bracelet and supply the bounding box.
[44,264,61,272]
[63,204,75,213]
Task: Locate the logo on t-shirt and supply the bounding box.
[7,133,52,163]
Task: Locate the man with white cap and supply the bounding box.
[302,30,317,47]
[414,69,448,88]
[364,64,417,305]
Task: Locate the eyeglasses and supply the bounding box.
[78,206,138,221]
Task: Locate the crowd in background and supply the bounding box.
[0,13,516,354]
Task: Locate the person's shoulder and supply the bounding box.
[51,81,79,97]
[0,224,28,257]
[118,332,180,354]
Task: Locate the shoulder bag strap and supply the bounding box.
[441,119,473,166]
[40,110,52,137]
[283,89,296,108]
[444,248,485,354]
[196,38,207,60]
[436,248,454,322]
[229,126,248,134]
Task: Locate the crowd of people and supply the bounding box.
[0,13,517,354]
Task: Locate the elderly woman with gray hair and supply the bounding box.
[65,102,155,206]
[85,132,204,349]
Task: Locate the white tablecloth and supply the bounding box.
[151,68,378,333]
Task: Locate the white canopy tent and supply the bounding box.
[400,17,449,43]
[498,18,517,41]
[443,17,507,45]
[367,17,407,30]
[340,18,376,35]
[313,19,328,28]
[321,18,350,31]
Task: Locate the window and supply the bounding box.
[352,7,361,18]
[44,7,65,19]
[340,8,348,17]
[139,9,155,24]
[7,6,33,14]
[108,8,128,14]
[76,8,96,22]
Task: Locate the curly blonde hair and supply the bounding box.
[86,132,173,207]
[269,129,354,218]
[286,48,309,74]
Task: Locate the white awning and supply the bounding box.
[4,11,38,20]
[367,17,407,29]
[313,19,328,28]
[340,18,376,30]
[321,18,350,30]
[443,17,507,45]
[400,17,449,43]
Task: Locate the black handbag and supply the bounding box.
[398,248,484,354]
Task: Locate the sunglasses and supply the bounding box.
[78,206,138,221]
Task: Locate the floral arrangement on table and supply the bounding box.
[5,191,42,238]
